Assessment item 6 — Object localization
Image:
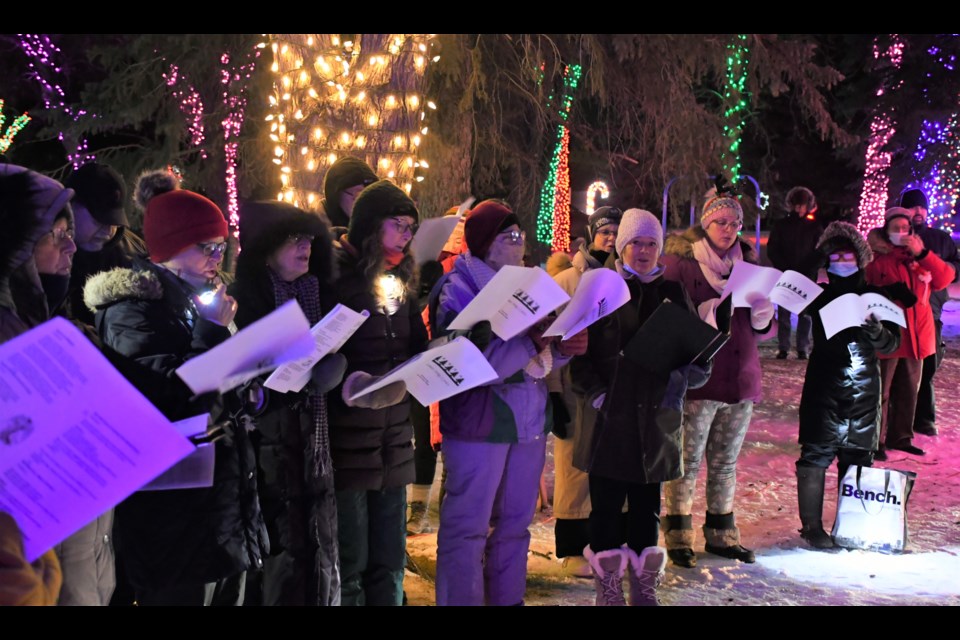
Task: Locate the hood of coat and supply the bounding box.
[662,225,757,262]
[83,266,164,312]
[545,251,573,277]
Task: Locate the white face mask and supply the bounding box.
[827,261,859,277]
[888,232,908,246]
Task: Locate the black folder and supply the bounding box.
[623,298,731,377]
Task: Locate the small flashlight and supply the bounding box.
[198,290,217,306]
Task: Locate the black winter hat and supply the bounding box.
[236,200,335,285]
[347,180,419,250]
[323,156,378,227]
[588,206,623,239]
[899,188,928,210]
[64,162,129,227]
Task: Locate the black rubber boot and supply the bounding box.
[796,465,835,549]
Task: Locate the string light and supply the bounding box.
[720,34,749,184]
[220,49,261,237]
[585,180,609,215]
[164,64,207,158]
[0,100,31,154]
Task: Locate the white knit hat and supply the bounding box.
[615,208,663,257]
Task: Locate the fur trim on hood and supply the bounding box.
[816,221,873,268]
[83,267,163,312]
[662,225,757,262]
[866,227,896,256]
[546,252,573,277]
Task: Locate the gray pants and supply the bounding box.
[664,400,754,516]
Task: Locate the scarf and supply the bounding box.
[691,238,743,294]
[267,267,332,478]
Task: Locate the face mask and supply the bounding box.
[888,232,908,246]
[827,261,859,277]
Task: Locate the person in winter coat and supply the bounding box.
[228,201,346,606]
[571,209,709,606]
[795,222,901,548]
[320,156,378,232]
[328,180,428,606]
[433,200,586,606]
[865,207,954,458]
[898,189,960,436]
[83,179,268,606]
[546,205,623,579]
[61,162,148,326]
[661,187,774,568]
[767,186,823,359]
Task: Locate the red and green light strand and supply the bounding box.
[720,35,749,184]
[0,100,31,154]
[537,63,582,248]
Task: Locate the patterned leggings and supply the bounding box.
[664,400,754,516]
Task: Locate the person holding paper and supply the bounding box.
[767,187,823,360]
[569,208,706,606]
[865,207,955,458]
[229,201,346,606]
[660,184,772,568]
[328,180,428,606]
[83,181,268,606]
[796,222,901,549]
[432,200,585,606]
[545,205,622,578]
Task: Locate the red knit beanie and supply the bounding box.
[143,190,228,263]
[465,200,519,259]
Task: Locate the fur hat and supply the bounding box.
[347,180,418,250]
[701,187,743,229]
[464,200,520,259]
[134,168,180,212]
[899,188,928,210]
[323,156,378,228]
[236,201,335,285]
[816,221,873,269]
[616,208,663,257]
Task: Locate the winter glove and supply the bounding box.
[309,353,348,395]
[550,392,572,439]
[749,297,775,331]
[341,371,408,409]
[558,329,588,356]
[883,282,918,309]
[861,314,884,341]
[466,320,493,352]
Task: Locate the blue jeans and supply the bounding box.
[336,487,407,606]
[435,437,546,606]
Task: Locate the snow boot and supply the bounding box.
[663,514,696,568]
[583,545,627,606]
[625,545,666,606]
[703,512,755,563]
[796,465,835,549]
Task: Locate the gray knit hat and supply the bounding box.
[616,208,663,257]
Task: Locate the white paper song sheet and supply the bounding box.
[446,265,571,340]
[176,299,315,395]
[544,268,630,340]
[139,415,214,491]
[0,318,195,562]
[722,261,823,314]
[411,215,462,266]
[819,292,907,339]
[347,337,498,406]
[265,304,370,394]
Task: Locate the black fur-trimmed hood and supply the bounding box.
[662,225,758,263]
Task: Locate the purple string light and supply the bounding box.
[164,63,207,158]
[220,49,260,236]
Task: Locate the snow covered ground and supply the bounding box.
[403,301,960,605]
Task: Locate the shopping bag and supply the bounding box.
[831,465,916,553]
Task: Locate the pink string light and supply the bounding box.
[164,64,207,157]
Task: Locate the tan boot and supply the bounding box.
[583,545,627,606]
[625,545,666,606]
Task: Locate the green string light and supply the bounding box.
[720,35,749,184]
[0,99,31,155]
[537,64,582,246]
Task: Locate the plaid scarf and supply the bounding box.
[267,268,332,478]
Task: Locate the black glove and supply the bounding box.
[883,282,918,309]
[861,315,884,341]
[467,320,493,352]
[310,353,348,394]
[550,392,571,439]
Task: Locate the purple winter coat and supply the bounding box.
[661,227,767,404]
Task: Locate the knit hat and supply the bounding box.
[615,208,663,257]
[143,190,228,263]
[588,206,623,240]
[816,221,873,269]
[464,200,520,259]
[346,180,419,250]
[64,162,129,227]
[884,206,912,226]
[701,187,743,229]
[899,188,928,210]
[785,186,816,212]
[323,156,379,227]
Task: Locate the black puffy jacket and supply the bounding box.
[798,272,901,451]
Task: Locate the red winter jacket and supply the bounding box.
[865,230,954,360]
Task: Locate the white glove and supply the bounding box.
[750,297,775,330]
[591,393,606,410]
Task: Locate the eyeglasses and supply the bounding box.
[390,218,419,236]
[496,229,526,245]
[829,252,857,261]
[48,227,75,245]
[595,228,617,238]
[196,241,227,257]
[710,219,742,231]
[285,233,315,245]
